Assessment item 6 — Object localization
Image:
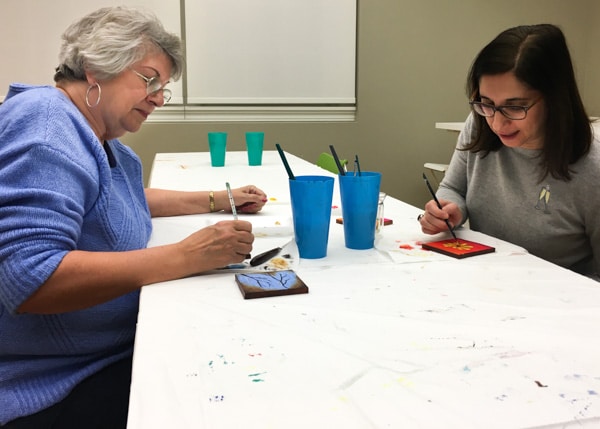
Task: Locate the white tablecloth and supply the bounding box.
[128,151,600,429]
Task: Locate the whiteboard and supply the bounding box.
[184,0,357,105]
[0,0,356,107]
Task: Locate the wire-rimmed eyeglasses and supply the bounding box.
[130,69,172,103]
[469,98,541,120]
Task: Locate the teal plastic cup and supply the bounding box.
[245,132,264,166]
[289,175,334,259]
[208,132,227,167]
[339,172,382,249]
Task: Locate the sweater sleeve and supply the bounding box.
[572,136,600,279]
[0,93,103,312]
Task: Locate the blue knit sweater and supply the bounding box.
[0,84,152,424]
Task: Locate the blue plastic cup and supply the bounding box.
[339,172,382,249]
[289,175,334,259]
[208,132,227,167]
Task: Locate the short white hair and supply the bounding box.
[55,6,183,82]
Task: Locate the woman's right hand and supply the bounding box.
[179,220,254,272]
[418,199,462,235]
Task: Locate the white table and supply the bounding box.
[128,151,600,429]
[435,121,465,132]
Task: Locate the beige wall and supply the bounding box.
[586,1,600,115]
[123,0,600,208]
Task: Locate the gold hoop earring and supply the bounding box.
[85,83,102,108]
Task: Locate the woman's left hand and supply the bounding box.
[230,185,268,214]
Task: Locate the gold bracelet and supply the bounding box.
[209,191,216,212]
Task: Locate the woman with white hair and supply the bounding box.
[0,6,266,427]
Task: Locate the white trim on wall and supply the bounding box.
[148,105,356,122]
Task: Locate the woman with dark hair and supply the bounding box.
[419,24,600,279]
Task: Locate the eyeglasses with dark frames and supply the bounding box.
[469,98,541,120]
[130,69,172,103]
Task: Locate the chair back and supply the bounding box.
[316,152,347,174]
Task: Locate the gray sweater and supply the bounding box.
[438,114,600,279]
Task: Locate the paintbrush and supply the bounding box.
[329,145,346,176]
[275,143,295,180]
[225,182,238,219]
[226,182,252,259]
[249,246,282,266]
[422,172,458,242]
[354,154,361,176]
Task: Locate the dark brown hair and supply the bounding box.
[466,24,592,181]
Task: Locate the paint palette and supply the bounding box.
[216,239,298,273]
[251,217,293,237]
[235,270,308,299]
[421,238,495,259]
